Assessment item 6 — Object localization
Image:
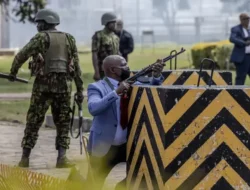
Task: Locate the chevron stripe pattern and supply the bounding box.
[131,70,232,85]
[127,86,250,190]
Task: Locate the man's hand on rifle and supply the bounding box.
[8,73,16,82]
[116,81,131,95]
[152,59,165,78]
[76,91,84,104]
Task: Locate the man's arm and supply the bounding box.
[150,75,164,85]
[87,83,119,116]
[229,27,247,47]
[10,33,45,76]
[67,34,84,93]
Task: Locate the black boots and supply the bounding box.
[18,148,31,168]
[56,146,75,168]
[18,147,75,168]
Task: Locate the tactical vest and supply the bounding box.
[44,31,69,75]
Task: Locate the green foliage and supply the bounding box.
[211,44,235,70]
[0,0,46,23]
[191,43,217,69]
[191,40,234,70]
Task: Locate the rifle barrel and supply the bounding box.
[126,48,186,84]
[0,73,28,83]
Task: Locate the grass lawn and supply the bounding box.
[0,44,250,124]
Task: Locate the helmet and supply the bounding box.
[35,9,60,25]
[101,12,117,25]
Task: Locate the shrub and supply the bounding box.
[191,40,234,70]
[191,42,217,69]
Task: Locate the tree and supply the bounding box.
[152,0,190,36]
[0,0,46,23]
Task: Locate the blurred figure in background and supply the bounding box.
[230,13,250,85]
[115,19,134,62]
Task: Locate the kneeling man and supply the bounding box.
[87,55,165,189]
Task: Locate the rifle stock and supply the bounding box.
[0,73,28,83]
[125,48,186,84]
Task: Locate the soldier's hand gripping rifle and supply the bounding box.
[125,47,186,84]
[0,73,28,83]
[70,93,83,155]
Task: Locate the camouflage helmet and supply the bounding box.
[101,12,117,25]
[35,9,60,25]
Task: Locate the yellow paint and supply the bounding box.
[210,72,228,85]
[182,72,206,85]
[194,160,249,190]
[128,88,250,189]
[165,125,250,189]
[131,157,154,190]
[162,71,182,85]
[128,86,139,121]
[127,125,165,189]
[163,90,250,168]
[151,88,206,133]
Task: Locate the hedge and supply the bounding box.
[191,40,234,70]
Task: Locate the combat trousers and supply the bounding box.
[21,91,71,150]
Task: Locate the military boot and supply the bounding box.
[56,147,75,168]
[18,148,31,168]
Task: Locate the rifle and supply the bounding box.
[70,93,83,155]
[0,73,28,83]
[125,47,186,84]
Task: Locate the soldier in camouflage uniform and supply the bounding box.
[91,12,120,81]
[9,9,84,168]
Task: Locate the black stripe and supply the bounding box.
[196,71,216,85]
[127,87,145,139]
[164,108,250,183]
[145,88,165,145]
[219,72,233,85]
[160,71,172,79]
[130,142,160,190]
[164,89,221,149]
[127,106,165,181]
[211,177,235,190]
[156,88,188,115]
[178,143,250,189]
[227,89,250,114]
[172,71,193,85]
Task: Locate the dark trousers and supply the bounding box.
[87,143,127,190]
[234,54,250,85]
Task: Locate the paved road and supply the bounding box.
[0,122,126,189]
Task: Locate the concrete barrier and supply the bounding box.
[127,85,250,190]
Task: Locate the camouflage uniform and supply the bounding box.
[10,31,83,150]
[91,19,120,78]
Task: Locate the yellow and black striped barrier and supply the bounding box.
[127,85,250,190]
[131,70,232,85]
